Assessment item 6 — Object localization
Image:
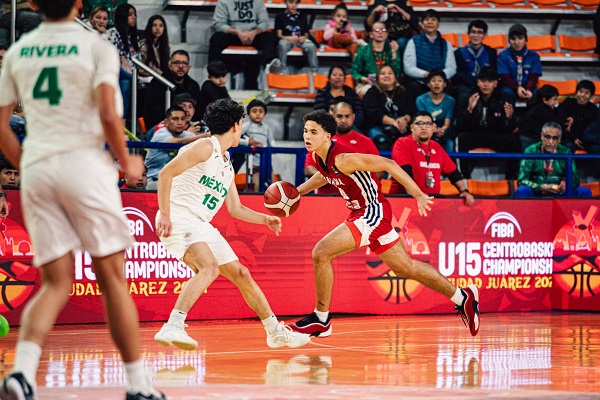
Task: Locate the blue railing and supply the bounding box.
[127,141,599,197]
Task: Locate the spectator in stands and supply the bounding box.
[515,122,591,198]
[415,69,456,153]
[456,67,521,179]
[363,64,416,150]
[86,6,109,38]
[498,24,542,104]
[84,0,126,27]
[365,0,418,57]
[324,3,366,58]
[305,101,381,194]
[0,0,41,47]
[107,4,141,118]
[390,111,474,204]
[352,21,401,96]
[143,50,202,129]
[122,168,148,190]
[582,120,600,155]
[517,84,560,150]
[314,66,364,129]
[275,0,318,74]
[454,19,497,102]
[0,158,19,187]
[139,15,170,75]
[557,80,599,152]
[145,106,203,190]
[209,0,280,90]
[148,93,205,139]
[198,60,231,122]
[241,100,276,191]
[403,9,456,100]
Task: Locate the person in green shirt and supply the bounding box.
[515,122,591,198]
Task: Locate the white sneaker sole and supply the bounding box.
[172,340,198,351]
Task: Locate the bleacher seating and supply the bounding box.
[467,179,512,196]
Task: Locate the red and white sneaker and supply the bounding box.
[289,312,332,337]
[455,284,480,336]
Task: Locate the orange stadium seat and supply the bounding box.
[581,182,600,197]
[558,35,598,56]
[467,179,511,196]
[483,34,507,49]
[441,33,459,48]
[571,0,600,9]
[408,0,444,5]
[527,35,557,52]
[445,0,488,6]
[380,179,392,194]
[487,0,531,7]
[537,79,578,96]
[267,73,314,98]
[440,180,460,195]
[314,29,325,45]
[529,0,571,7]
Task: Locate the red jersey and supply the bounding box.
[390,136,457,195]
[305,130,380,194]
[316,141,386,211]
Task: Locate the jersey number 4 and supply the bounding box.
[33,67,63,106]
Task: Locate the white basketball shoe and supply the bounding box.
[266,322,311,349]
[154,323,198,350]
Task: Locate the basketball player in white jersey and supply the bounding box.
[154,98,310,350]
[0,1,164,399]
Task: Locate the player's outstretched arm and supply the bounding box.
[297,172,328,195]
[225,182,282,236]
[0,104,22,170]
[335,153,434,216]
[156,140,213,237]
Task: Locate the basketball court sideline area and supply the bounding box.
[1,312,599,399]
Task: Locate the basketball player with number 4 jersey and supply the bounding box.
[289,110,480,338]
[0,1,165,400]
[154,99,310,351]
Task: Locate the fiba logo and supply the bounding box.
[553,206,600,298]
[0,215,36,313]
[484,212,522,238]
[366,208,427,303]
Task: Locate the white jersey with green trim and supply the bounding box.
[0,22,122,168]
[170,136,235,222]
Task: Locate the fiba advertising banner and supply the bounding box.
[0,189,598,325]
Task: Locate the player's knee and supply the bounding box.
[312,247,333,266]
[391,259,416,279]
[229,265,253,284]
[194,261,220,280]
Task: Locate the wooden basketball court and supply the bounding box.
[1,312,599,399]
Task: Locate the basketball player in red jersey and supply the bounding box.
[289,110,480,337]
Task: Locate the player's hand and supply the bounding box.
[416,194,434,217]
[156,212,173,238]
[460,191,475,206]
[0,197,8,218]
[123,154,145,182]
[265,215,282,236]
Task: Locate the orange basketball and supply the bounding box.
[264,181,300,217]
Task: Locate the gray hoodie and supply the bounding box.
[213,0,270,33]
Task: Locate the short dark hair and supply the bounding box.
[327,65,346,79]
[165,105,186,119]
[204,99,245,135]
[170,49,190,61]
[421,9,440,22]
[426,69,447,84]
[576,79,596,96]
[468,19,488,34]
[477,66,498,82]
[34,0,76,19]
[303,110,337,137]
[207,60,227,77]
[413,110,433,122]
[246,99,267,114]
[537,84,559,100]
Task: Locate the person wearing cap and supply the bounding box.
[403,9,457,100]
[498,23,542,104]
[456,66,521,179]
[453,19,498,102]
[557,79,600,152]
[146,92,206,142]
[198,60,231,122]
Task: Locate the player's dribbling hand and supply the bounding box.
[265,215,282,236]
[416,195,434,217]
[123,154,145,182]
[156,212,173,238]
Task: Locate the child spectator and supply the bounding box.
[324,3,366,57]
[415,69,456,153]
[275,0,318,74]
[498,24,542,104]
[139,15,170,75]
[242,100,276,191]
[198,61,231,121]
[557,80,599,152]
[517,84,560,150]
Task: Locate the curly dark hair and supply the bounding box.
[303,110,337,136]
[204,99,245,135]
[35,0,76,19]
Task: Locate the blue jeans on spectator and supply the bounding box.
[514,185,592,198]
[368,125,393,150]
[278,39,318,74]
[119,68,132,119]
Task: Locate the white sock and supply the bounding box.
[451,288,466,306]
[261,314,279,334]
[124,359,155,395]
[167,309,187,326]
[314,309,329,323]
[12,340,41,386]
